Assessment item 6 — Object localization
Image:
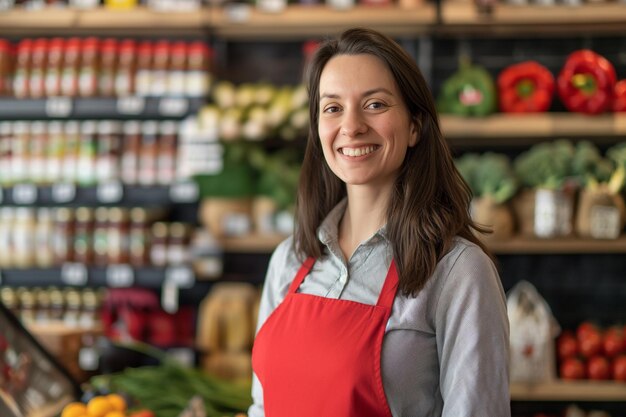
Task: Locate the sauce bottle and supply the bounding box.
[99,38,118,97]
[79,37,100,97]
[115,39,137,97]
[29,38,48,98]
[44,37,65,97]
[61,38,82,97]
[13,39,33,99]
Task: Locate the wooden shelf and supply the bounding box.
[78,7,209,30]
[487,236,626,255]
[216,234,626,255]
[219,233,287,253]
[511,380,626,401]
[209,4,436,39]
[440,1,626,36]
[441,113,626,146]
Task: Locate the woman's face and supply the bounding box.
[318,53,417,190]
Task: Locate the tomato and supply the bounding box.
[612,355,626,381]
[577,321,599,341]
[557,331,579,360]
[129,411,156,417]
[603,327,624,357]
[587,355,610,380]
[560,357,586,380]
[579,330,602,358]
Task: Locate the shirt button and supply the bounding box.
[339,274,347,284]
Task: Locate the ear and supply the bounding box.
[408,116,421,147]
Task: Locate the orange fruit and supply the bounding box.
[86,396,115,417]
[103,412,126,417]
[106,394,127,412]
[61,403,88,417]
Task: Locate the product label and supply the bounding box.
[590,205,621,240]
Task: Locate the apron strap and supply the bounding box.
[287,257,316,294]
[376,259,399,309]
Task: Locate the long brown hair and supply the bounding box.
[294,27,490,296]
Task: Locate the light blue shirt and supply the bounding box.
[249,199,510,417]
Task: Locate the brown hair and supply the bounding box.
[294,27,490,296]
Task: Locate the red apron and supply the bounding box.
[251,257,398,417]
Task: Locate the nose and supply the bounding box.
[340,107,368,137]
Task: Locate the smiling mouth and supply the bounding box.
[339,145,380,157]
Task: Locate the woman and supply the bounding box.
[249,27,510,417]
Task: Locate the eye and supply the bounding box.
[323,105,341,114]
[366,101,387,110]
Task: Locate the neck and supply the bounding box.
[338,185,391,260]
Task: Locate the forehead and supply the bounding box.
[319,54,398,95]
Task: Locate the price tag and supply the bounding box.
[78,347,99,371]
[106,264,134,288]
[165,265,195,289]
[97,180,123,203]
[12,183,38,205]
[45,97,73,118]
[590,205,621,239]
[159,97,189,117]
[0,188,3,204]
[116,96,146,115]
[61,263,88,286]
[51,182,76,203]
[0,270,3,286]
[169,180,199,203]
[161,280,179,314]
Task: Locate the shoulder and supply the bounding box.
[265,235,303,290]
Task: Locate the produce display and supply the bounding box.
[439,49,626,116]
[89,360,251,417]
[497,61,554,113]
[456,139,626,240]
[557,322,626,381]
[437,60,497,117]
[557,50,617,115]
[532,404,612,417]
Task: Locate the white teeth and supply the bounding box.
[341,146,376,157]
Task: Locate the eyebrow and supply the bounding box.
[320,88,394,100]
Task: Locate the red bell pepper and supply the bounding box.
[557,49,616,115]
[614,80,626,112]
[498,61,554,113]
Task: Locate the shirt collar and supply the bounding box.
[316,198,390,246]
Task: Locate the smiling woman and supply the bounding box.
[248,27,511,417]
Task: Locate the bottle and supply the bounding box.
[29,121,47,184]
[150,221,168,267]
[29,38,48,98]
[13,207,36,268]
[76,121,97,186]
[138,121,158,186]
[0,39,13,96]
[63,121,80,183]
[167,222,189,265]
[96,120,121,182]
[168,41,187,97]
[11,121,29,184]
[107,207,130,264]
[135,41,153,97]
[129,207,149,267]
[157,120,177,185]
[61,37,81,97]
[99,38,118,97]
[121,120,141,184]
[79,37,100,97]
[0,208,13,268]
[44,37,65,97]
[186,41,211,97]
[13,39,32,99]
[35,208,55,268]
[52,207,75,264]
[0,121,12,186]
[46,121,64,183]
[93,207,109,266]
[74,207,94,265]
[115,39,137,97]
[150,40,170,97]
